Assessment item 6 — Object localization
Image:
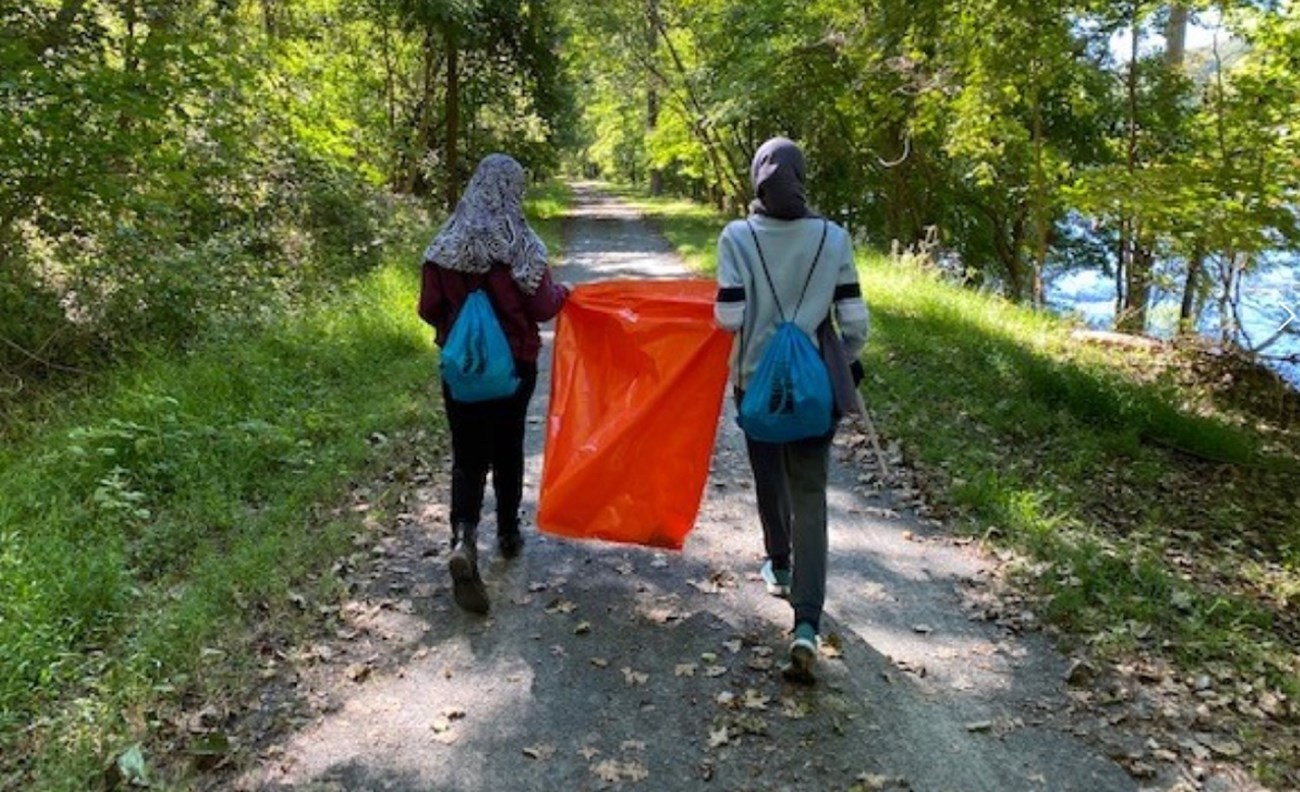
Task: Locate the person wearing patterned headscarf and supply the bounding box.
[419,154,570,614]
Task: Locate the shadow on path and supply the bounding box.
[238,183,1141,792]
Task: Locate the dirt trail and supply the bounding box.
[237,185,1166,791]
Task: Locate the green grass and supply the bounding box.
[0,187,567,788]
[0,256,435,786]
[629,184,1300,703]
[525,180,572,253]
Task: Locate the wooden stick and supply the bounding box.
[852,390,891,481]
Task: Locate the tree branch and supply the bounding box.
[0,334,89,375]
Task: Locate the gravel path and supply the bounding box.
[239,184,1149,792]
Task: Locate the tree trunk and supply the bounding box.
[1029,72,1049,307]
[405,28,439,195]
[444,26,461,212]
[1115,219,1128,320]
[1178,245,1204,335]
[1164,4,1189,68]
[260,0,281,39]
[379,19,399,190]
[122,0,139,72]
[647,0,663,196]
[1117,5,1150,333]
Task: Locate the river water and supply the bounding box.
[1046,254,1300,387]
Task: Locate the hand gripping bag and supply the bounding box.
[538,279,730,549]
[441,289,519,402]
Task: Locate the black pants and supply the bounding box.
[744,431,832,633]
[442,360,538,533]
[735,388,835,633]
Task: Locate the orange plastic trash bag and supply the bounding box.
[538,279,731,550]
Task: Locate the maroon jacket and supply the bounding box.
[418,263,569,364]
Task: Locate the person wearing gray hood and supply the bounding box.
[713,137,870,683]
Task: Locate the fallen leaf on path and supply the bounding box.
[592,760,621,782]
[574,621,591,635]
[545,599,577,614]
[590,657,609,668]
[578,746,601,760]
[621,667,648,686]
[345,662,372,683]
[822,633,845,659]
[852,773,891,791]
[624,761,649,781]
[722,639,742,654]
[592,760,649,783]
[742,689,770,710]
[708,726,731,748]
[715,691,737,707]
[522,744,556,760]
[895,658,926,677]
[731,714,768,735]
[621,740,645,752]
[703,665,728,678]
[781,698,810,720]
[675,663,697,677]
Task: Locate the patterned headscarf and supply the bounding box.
[423,153,548,294]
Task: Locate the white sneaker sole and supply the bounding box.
[760,563,791,598]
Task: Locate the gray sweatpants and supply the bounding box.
[743,430,832,633]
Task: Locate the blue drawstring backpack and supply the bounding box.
[441,288,519,402]
[736,220,833,443]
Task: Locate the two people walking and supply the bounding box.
[417,138,869,683]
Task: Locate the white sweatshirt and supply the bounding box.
[714,215,870,388]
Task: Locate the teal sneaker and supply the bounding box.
[760,559,791,598]
[782,622,817,684]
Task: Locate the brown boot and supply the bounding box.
[448,522,489,614]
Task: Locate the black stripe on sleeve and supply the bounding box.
[717,287,745,303]
[833,282,862,301]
